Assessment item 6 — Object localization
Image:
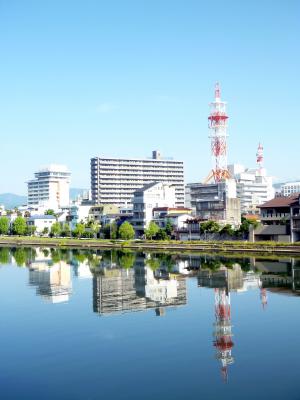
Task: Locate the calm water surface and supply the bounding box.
[0,247,300,400]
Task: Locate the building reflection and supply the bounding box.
[28,249,72,303]
[93,254,187,316]
[251,257,300,297]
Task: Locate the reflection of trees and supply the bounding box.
[10,247,36,266]
[146,256,160,271]
[42,248,50,258]
[13,248,27,266]
[202,259,222,271]
[50,248,62,264]
[0,247,10,265]
[118,252,136,269]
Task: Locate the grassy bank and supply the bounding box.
[1,235,300,255]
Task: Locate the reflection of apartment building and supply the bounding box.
[93,260,187,316]
[29,260,72,303]
[91,150,185,207]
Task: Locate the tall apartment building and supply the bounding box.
[90,150,184,207]
[27,165,71,210]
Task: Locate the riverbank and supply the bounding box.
[1,236,300,255]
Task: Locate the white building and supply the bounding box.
[228,164,274,214]
[27,164,71,211]
[281,182,300,196]
[91,150,184,207]
[132,182,176,236]
[27,215,56,234]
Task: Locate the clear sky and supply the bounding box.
[0,0,299,194]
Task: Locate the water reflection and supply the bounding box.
[92,254,187,316]
[1,246,300,387]
[28,249,72,303]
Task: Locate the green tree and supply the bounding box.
[155,228,168,240]
[144,221,160,240]
[26,225,37,236]
[165,220,173,237]
[0,216,9,235]
[102,222,117,239]
[219,224,234,237]
[45,209,55,216]
[200,220,220,234]
[90,221,100,238]
[73,223,85,238]
[51,222,61,237]
[42,227,49,236]
[118,221,135,240]
[12,216,27,236]
[61,223,71,237]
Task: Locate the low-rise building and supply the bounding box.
[27,215,56,234]
[186,180,241,226]
[252,194,300,242]
[132,182,176,237]
[228,164,274,214]
[89,204,119,222]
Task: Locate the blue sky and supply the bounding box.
[0,0,299,194]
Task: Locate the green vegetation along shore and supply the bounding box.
[1,236,300,256]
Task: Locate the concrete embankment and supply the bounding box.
[1,236,300,256]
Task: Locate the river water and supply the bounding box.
[0,247,299,400]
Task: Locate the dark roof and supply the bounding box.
[153,207,191,212]
[134,182,159,194]
[259,194,300,208]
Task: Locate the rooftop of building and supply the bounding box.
[37,164,70,173]
[259,194,300,208]
[91,150,183,163]
[28,215,57,220]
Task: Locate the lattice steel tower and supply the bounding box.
[207,82,230,183]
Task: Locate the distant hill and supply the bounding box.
[0,193,27,209]
[0,188,88,209]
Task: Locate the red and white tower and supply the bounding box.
[207,82,230,183]
[256,143,264,172]
[213,288,234,382]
